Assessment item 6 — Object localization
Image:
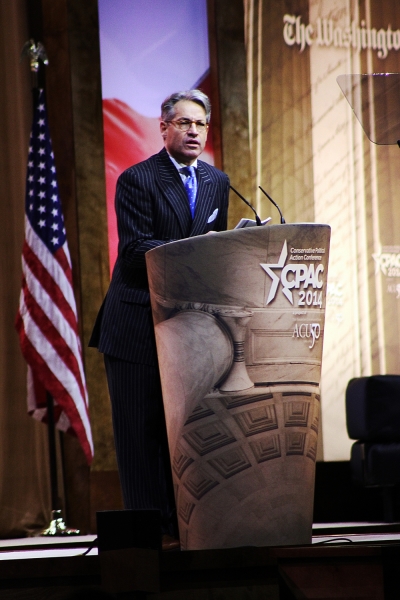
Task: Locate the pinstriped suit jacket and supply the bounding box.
[90,147,230,365]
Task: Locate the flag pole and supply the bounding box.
[46,391,59,512]
[20,39,81,537]
[41,392,80,536]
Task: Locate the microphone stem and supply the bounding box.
[230,185,262,226]
[258,186,285,224]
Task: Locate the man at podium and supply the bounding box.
[90,89,230,549]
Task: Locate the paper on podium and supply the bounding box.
[235,216,271,228]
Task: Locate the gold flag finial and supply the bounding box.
[21,39,49,73]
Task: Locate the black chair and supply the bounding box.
[346,375,400,521]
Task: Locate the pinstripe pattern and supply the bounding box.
[104,356,177,534]
[90,148,229,533]
[91,148,229,364]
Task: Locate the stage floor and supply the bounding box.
[1,523,400,599]
[0,534,98,559]
[1,521,400,559]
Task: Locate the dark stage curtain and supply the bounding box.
[0,0,51,537]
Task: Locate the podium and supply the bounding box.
[146,224,331,550]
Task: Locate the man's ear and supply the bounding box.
[160,120,167,139]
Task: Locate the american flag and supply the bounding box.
[15,88,93,465]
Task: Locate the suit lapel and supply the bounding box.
[190,162,216,236]
[156,149,192,237]
[155,150,217,238]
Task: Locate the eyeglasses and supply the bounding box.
[166,119,209,132]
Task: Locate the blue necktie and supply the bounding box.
[182,166,197,218]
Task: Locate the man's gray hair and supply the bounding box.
[161,90,211,123]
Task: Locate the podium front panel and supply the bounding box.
[146,224,330,550]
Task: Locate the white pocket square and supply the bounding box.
[207,208,218,223]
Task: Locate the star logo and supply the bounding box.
[260,240,293,304]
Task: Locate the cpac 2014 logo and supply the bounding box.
[260,240,325,306]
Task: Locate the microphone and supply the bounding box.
[230,185,262,226]
[258,186,286,224]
